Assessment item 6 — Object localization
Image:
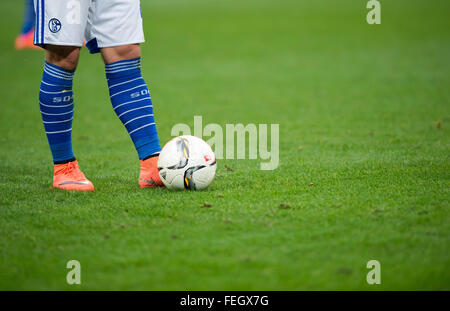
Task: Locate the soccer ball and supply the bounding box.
[158,135,217,190]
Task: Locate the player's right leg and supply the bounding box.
[40,45,94,191]
[35,0,94,191]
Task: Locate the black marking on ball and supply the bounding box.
[184,165,206,190]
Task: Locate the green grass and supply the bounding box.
[0,0,449,290]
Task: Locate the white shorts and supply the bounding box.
[33,0,145,53]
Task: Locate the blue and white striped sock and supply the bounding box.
[39,61,75,163]
[105,57,161,160]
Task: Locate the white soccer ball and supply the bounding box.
[158,135,217,190]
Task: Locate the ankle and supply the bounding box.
[54,158,76,165]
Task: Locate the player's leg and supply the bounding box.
[41,46,79,159]
[85,0,163,188]
[101,44,163,188]
[39,45,94,191]
[15,0,39,50]
[45,45,80,70]
[36,0,94,191]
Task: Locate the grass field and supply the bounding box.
[0,0,449,290]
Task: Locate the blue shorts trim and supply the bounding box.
[40,0,45,44]
[86,38,101,54]
[33,0,39,44]
[33,0,45,46]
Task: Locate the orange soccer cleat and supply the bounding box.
[139,156,164,188]
[53,160,95,191]
[14,29,41,50]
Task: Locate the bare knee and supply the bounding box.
[45,45,80,71]
[101,44,141,64]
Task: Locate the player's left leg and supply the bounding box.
[100,44,164,188]
[86,0,164,188]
